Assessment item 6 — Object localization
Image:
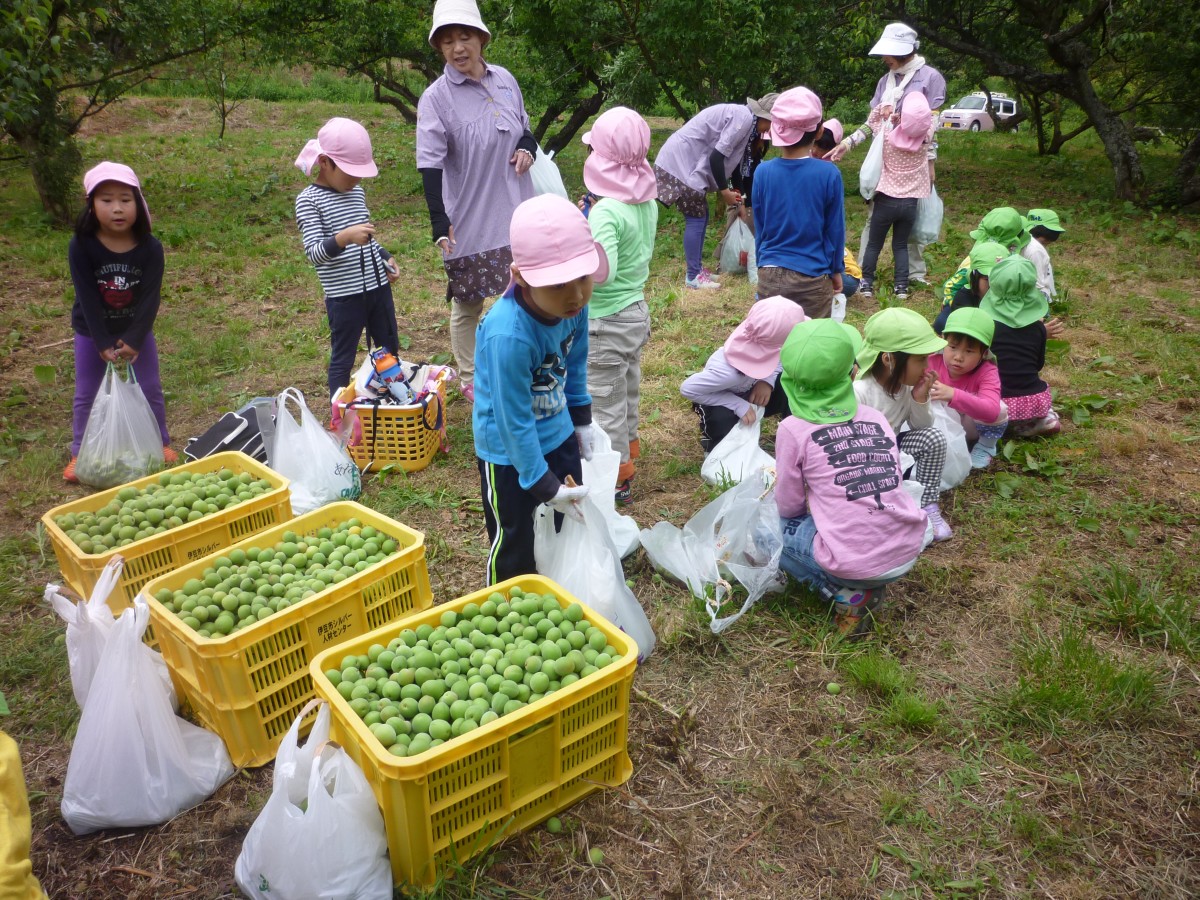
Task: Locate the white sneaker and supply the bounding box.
[685,271,722,290]
[923,503,953,542]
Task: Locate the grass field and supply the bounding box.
[0,92,1198,899]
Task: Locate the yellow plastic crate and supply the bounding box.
[337,384,445,474]
[42,451,291,612]
[310,575,637,888]
[140,501,433,768]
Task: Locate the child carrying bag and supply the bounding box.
[60,599,234,834]
[235,700,392,900]
[269,387,362,515]
[700,406,774,486]
[75,362,164,489]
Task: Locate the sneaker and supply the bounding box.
[1012,412,1061,438]
[162,446,178,465]
[923,503,953,542]
[63,457,79,483]
[894,290,909,302]
[700,435,714,454]
[685,270,722,290]
[859,282,874,299]
[970,443,997,469]
[910,277,931,288]
[460,381,475,404]
[615,479,633,506]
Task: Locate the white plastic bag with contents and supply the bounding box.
[534,497,656,659]
[700,406,774,486]
[235,700,392,900]
[641,467,785,633]
[61,599,234,834]
[269,387,362,514]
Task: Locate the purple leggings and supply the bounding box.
[683,209,709,279]
[72,332,169,455]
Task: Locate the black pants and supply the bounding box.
[861,193,919,293]
[694,380,791,450]
[324,284,400,398]
[478,434,583,586]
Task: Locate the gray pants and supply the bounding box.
[859,200,928,283]
[587,300,650,465]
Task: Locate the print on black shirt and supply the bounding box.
[812,421,901,510]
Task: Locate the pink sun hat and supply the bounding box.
[769,87,824,147]
[510,195,610,287]
[294,117,379,178]
[581,107,657,204]
[823,118,844,144]
[887,92,932,152]
[723,295,810,380]
[83,161,150,225]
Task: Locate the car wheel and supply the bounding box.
[969,121,982,132]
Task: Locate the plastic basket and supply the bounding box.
[140,501,433,768]
[310,575,637,888]
[42,451,291,613]
[339,385,445,474]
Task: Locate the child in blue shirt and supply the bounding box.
[473,195,610,584]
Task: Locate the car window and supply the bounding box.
[956,97,987,110]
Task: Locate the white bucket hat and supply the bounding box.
[428,0,491,47]
[869,22,919,56]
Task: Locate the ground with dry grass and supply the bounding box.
[0,96,1197,899]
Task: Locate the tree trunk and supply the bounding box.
[12,93,82,224]
[542,91,607,156]
[534,99,570,144]
[1174,131,1200,207]
[1074,85,1146,201]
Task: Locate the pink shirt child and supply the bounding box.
[928,354,1002,424]
[867,104,936,200]
[776,405,928,582]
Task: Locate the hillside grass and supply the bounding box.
[0,93,1197,899]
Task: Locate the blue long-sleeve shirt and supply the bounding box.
[472,284,592,501]
[752,157,845,279]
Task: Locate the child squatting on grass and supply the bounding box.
[981,255,1062,438]
[776,318,931,638]
[931,240,1007,335]
[473,194,610,584]
[65,162,173,483]
[928,307,1009,469]
[579,106,659,506]
[1021,207,1066,303]
[295,117,401,403]
[680,296,809,453]
[854,307,954,541]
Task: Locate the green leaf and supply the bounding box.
[34,364,55,385]
[0,691,8,716]
[430,352,453,365]
[1120,525,1140,546]
[1071,406,1091,426]
[1076,516,1101,532]
[397,334,412,351]
[1045,339,1070,354]
[994,472,1022,498]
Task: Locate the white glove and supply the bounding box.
[575,425,595,461]
[546,483,589,522]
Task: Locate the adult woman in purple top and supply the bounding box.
[827,22,945,287]
[416,0,537,402]
[653,96,777,291]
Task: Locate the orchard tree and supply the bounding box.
[1,0,237,221]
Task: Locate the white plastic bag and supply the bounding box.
[235,700,391,900]
[831,292,848,323]
[529,145,569,199]
[579,422,639,559]
[61,599,234,834]
[914,185,944,245]
[270,387,362,515]
[75,363,164,489]
[640,467,784,633]
[930,401,971,491]
[534,497,656,659]
[700,407,774,486]
[46,557,176,710]
[858,129,886,201]
[718,217,756,276]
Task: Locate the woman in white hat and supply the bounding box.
[827,22,945,287]
[416,0,537,403]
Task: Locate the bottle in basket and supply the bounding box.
[370,348,412,404]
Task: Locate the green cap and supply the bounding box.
[968,240,1010,277]
[969,207,1030,250]
[981,255,1048,329]
[943,307,994,348]
[840,322,863,358]
[780,319,859,423]
[1025,208,1065,232]
[855,307,947,379]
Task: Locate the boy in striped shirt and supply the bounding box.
[295,118,400,399]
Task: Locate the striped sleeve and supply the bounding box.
[295,185,389,299]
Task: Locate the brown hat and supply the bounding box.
[746,93,780,120]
